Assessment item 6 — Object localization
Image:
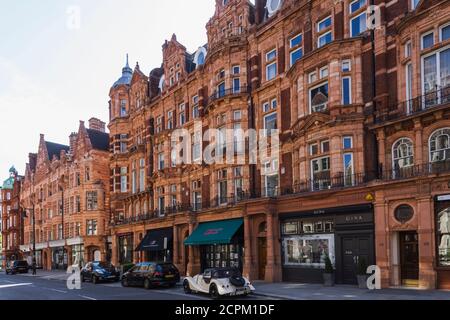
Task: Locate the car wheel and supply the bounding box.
[121,278,129,287]
[183,280,192,294]
[92,275,98,285]
[144,279,151,290]
[209,284,220,300]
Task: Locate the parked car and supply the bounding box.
[183,267,255,299]
[5,261,29,275]
[80,262,120,284]
[121,262,180,289]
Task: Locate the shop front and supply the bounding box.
[67,237,84,268]
[135,227,173,263]
[49,240,67,270]
[118,233,134,265]
[185,219,244,273]
[435,195,450,289]
[280,204,375,284]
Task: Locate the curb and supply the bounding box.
[252,292,296,300]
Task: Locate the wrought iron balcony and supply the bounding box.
[379,160,450,181]
[375,85,450,124]
[208,86,250,105]
[281,172,371,196]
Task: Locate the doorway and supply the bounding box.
[341,235,372,285]
[258,238,267,280]
[400,231,419,287]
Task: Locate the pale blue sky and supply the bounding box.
[0,0,218,179]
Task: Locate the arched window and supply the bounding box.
[430,128,450,162]
[392,138,414,169]
[194,47,207,68]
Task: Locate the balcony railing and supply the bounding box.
[375,85,450,124]
[379,160,450,181]
[208,86,249,104]
[281,172,370,196]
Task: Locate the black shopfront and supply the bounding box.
[280,204,375,285]
[136,228,173,263]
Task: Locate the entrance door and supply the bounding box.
[400,232,419,287]
[341,235,372,285]
[258,238,267,280]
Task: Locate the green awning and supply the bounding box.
[184,219,243,246]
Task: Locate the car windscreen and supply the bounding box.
[213,269,241,278]
[156,264,177,273]
[95,262,114,269]
[16,261,28,267]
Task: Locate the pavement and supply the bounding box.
[1,270,450,300]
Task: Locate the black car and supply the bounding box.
[80,262,120,284]
[6,261,29,275]
[121,262,180,289]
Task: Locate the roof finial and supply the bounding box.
[126,53,130,68]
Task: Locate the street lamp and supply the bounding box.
[58,176,67,270]
[21,194,36,275]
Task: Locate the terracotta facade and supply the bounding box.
[19,119,111,270]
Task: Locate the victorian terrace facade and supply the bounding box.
[20,119,111,270]
[108,0,450,290]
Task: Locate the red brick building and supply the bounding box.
[20,119,111,270]
[1,167,24,267]
[106,0,450,289]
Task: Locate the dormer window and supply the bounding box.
[194,47,207,68]
[267,0,283,18]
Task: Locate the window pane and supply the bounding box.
[350,0,366,13]
[310,83,329,112]
[422,33,434,49]
[442,25,450,42]
[267,63,277,80]
[423,54,437,94]
[351,13,367,37]
[318,16,332,32]
[342,77,352,105]
[290,34,302,48]
[318,32,333,47]
[267,50,277,61]
[290,48,303,66]
[441,48,450,87]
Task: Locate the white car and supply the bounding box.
[183,268,255,299]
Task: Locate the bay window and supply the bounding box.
[87,220,97,236]
[422,32,435,50]
[86,191,98,211]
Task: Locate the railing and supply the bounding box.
[375,85,450,124]
[379,160,450,181]
[208,86,249,104]
[281,172,370,196]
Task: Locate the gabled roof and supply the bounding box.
[86,129,109,151]
[46,141,70,160]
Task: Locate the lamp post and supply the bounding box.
[22,194,37,275]
[59,176,67,270]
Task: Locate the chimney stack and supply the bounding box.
[69,132,78,154]
[88,117,106,133]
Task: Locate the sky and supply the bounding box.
[0,0,220,180]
